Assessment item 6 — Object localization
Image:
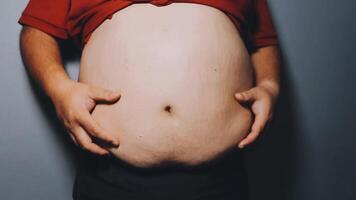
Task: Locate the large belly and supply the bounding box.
[79,3,253,168]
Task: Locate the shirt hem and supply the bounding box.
[18,14,69,39]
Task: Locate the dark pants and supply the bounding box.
[72,148,250,200]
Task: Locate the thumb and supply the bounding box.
[234,89,255,102]
[89,86,121,103]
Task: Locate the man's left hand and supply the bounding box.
[234,81,279,148]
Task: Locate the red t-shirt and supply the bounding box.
[18,0,279,53]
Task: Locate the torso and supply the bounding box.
[78,3,254,168]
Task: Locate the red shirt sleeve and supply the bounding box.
[248,0,280,51]
[18,0,70,39]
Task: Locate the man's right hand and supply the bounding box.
[50,79,121,155]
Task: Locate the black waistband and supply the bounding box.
[77,147,245,175]
[74,148,249,200]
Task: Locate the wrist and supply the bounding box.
[45,73,74,102]
[257,80,280,98]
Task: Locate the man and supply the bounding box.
[20,0,279,199]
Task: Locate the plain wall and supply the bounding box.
[1,0,355,200]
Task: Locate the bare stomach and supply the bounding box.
[78,3,254,168]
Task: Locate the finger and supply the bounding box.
[78,111,120,146]
[235,89,256,103]
[89,86,121,103]
[69,133,78,146]
[238,111,269,148]
[72,126,110,155]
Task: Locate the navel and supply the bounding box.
[163,104,173,115]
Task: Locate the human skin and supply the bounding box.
[79,4,256,167]
[19,3,280,167]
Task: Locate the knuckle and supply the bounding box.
[249,132,259,142]
[64,120,76,130]
[94,131,106,140]
[93,128,104,137]
[66,111,78,123]
[72,113,84,123]
[74,112,89,124]
[83,123,97,136]
[253,124,263,132]
[250,131,259,138]
[79,141,91,149]
[85,123,102,137]
[248,134,258,142]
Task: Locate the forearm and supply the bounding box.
[250,45,281,97]
[19,26,71,100]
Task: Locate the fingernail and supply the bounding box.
[112,140,120,146]
[239,142,245,148]
[235,93,242,98]
[110,92,119,97]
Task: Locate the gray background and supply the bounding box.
[1,0,355,199]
